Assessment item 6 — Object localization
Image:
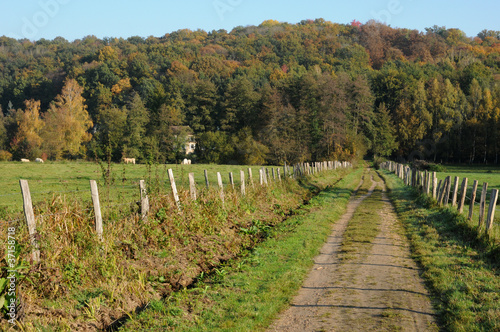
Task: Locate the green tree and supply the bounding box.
[93,106,127,162]
[232,127,269,165]
[220,78,259,133]
[369,103,398,158]
[196,131,233,164]
[122,93,149,160]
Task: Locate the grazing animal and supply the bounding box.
[181,158,192,165]
[21,159,30,163]
[35,158,44,163]
[123,158,136,164]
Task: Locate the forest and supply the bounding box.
[0,19,499,165]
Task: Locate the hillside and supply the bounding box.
[0,19,499,164]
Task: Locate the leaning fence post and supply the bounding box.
[189,173,197,200]
[468,180,478,221]
[19,180,40,263]
[486,189,499,233]
[451,176,460,207]
[168,169,182,212]
[139,180,149,221]
[204,169,209,190]
[457,178,468,214]
[240,170,246,196]
[89,180,103,240]
[478,182,488,227]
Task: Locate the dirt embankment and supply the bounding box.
[269,172,438,331]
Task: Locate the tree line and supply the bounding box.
[0,19,498,164]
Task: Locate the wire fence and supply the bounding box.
[381,161,500,230]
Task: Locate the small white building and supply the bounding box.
[171,126,196,155]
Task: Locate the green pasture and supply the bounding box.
[0,161,276,216]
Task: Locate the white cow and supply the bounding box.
[123,158,136,164]
[21,158,30,163]
[35,158,44,163]
[181,159,192,165]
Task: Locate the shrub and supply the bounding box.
[0,150,12,161]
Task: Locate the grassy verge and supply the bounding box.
[380,169,500,332]
[118,168,364,331]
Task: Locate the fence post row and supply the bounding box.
[19,179,41,263]
[381,162,498,235]
[14,160,350,262]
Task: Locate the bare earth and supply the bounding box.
[268,174,438,332]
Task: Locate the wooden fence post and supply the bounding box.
[259,169,264,186]
[457,178,468,214]
[248,168,254,188]
[217,172,225,204]
[486,189,499,232]
[277,168,281,181]
[89,180,103,240]
[229,172,234,189]
[204,169,209,190]
[19,180,40,263]
[168,169,182,212]
[272,168,276,180]
[432,172,437,199]
[240,170,246,196]
[139,180,149,221]
[189,173,197,200]
[444,176,452,206]
[451,176,460,207]
[468,180,478,221]
[478,182,488,227]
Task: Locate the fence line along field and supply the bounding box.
[381,161,500,241]
[0,161,272,215]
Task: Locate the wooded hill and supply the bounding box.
[0,19,499,164]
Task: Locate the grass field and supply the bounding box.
[0,161,273,217]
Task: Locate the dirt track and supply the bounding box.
[268,172,438,332]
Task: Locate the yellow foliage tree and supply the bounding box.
[42,79,93,159]
[13,99,44,159]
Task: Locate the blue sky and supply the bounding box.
[1,0,499,41]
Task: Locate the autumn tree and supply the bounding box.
[12,99,44,159]
[42,79,93,159]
